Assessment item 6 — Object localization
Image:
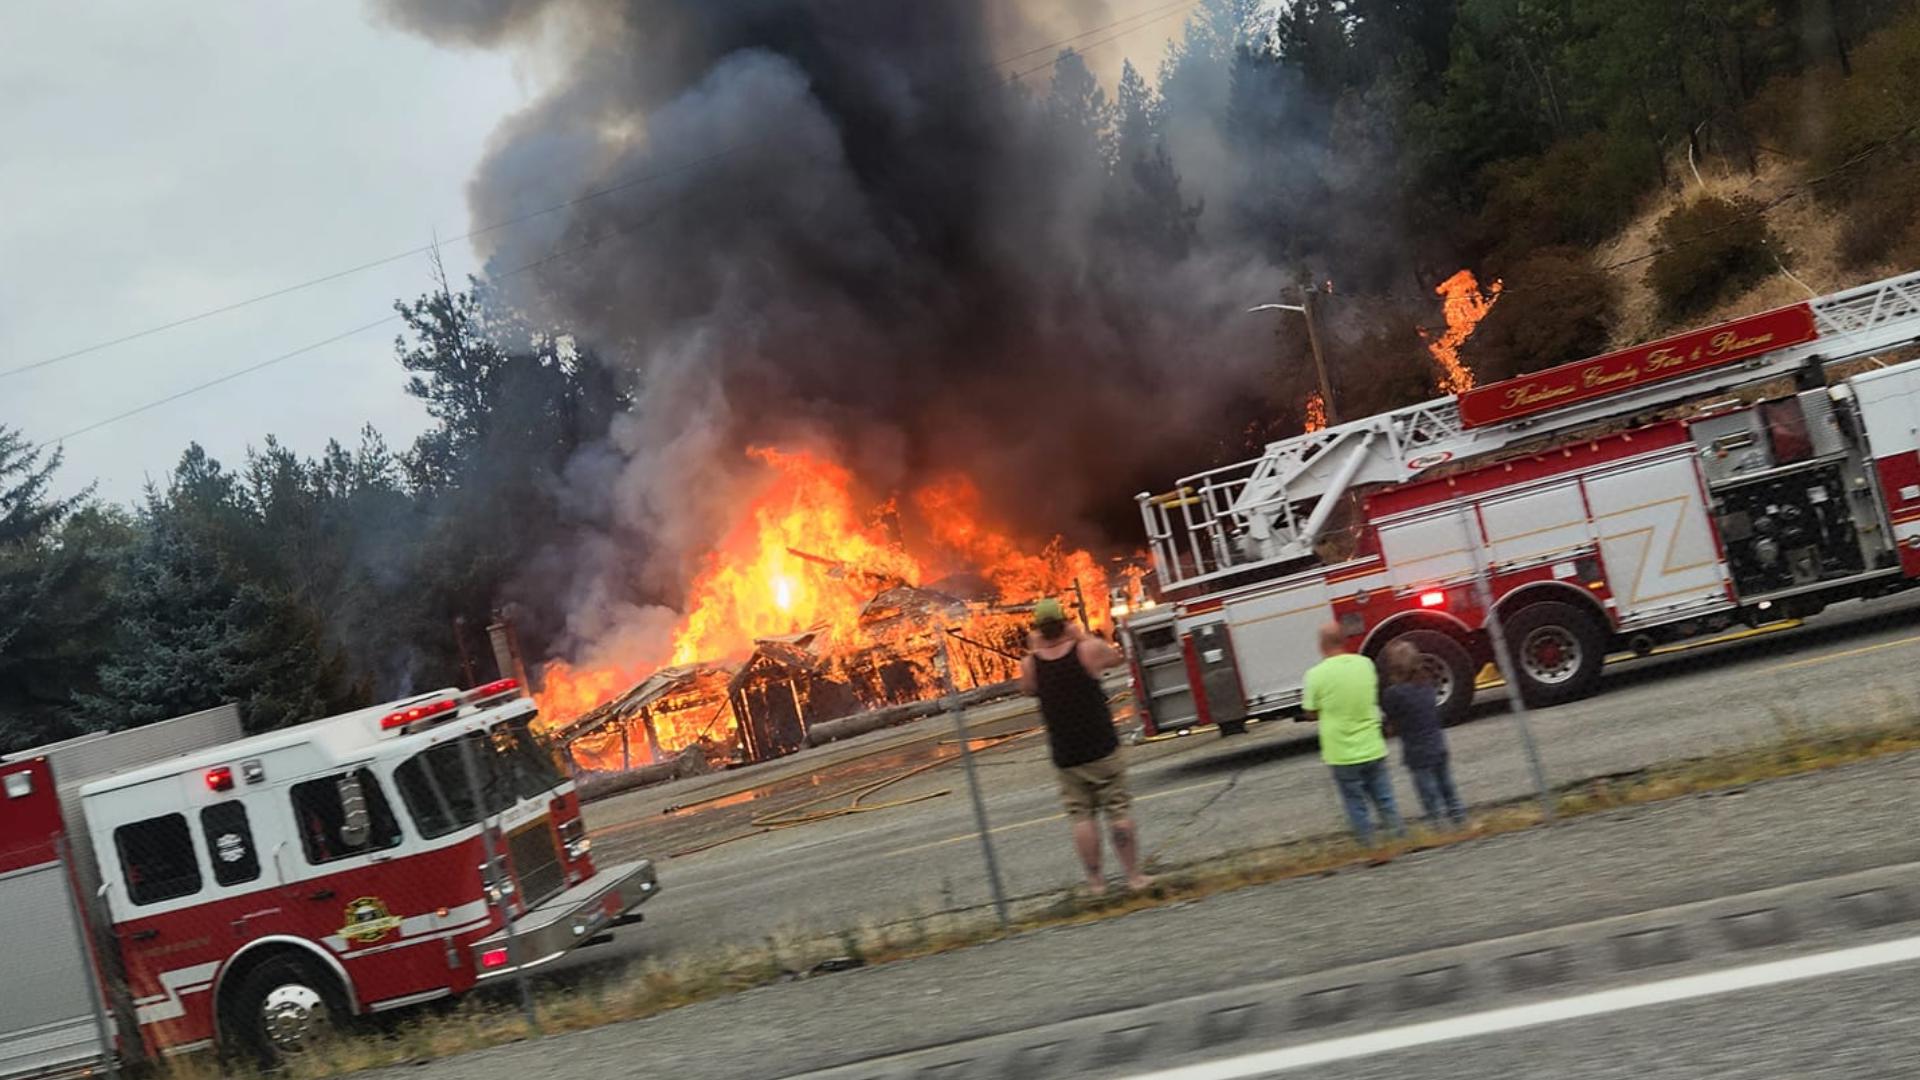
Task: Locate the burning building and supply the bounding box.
[550,663,734,773]
[532,448,1116,775]
[726,630,859,762]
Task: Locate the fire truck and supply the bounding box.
[1122,270,1920,734]
[0,680,659,1076]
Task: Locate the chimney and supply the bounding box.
[487,611,531,691]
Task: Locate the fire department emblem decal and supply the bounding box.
[339,897,404,945]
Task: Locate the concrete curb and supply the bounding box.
[782,860,1920,1079]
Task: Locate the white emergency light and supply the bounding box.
[3,771,31,799]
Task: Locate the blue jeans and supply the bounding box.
[1408,759,1466,827]
[1330,759,1403,846]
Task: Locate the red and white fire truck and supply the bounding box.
[0,680,658,1076]
[1122,270,1920,733]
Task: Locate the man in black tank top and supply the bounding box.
[1019,599,1151,895]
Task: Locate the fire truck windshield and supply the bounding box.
[394,718,566,840]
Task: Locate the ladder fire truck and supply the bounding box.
[0,681,659,1077]
[1122,270,1920,733]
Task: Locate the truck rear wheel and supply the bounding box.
[1383,629,1475,726]
[1502,601,1608,707]
[224,954,347,1066]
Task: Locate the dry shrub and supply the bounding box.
[1471,247,1619,381]
[1646,195,1777,321]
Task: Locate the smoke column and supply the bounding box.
[375,0,1291,664]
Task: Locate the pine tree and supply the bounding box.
[0,428,128,750]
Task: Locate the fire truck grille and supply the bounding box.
[507,818,566,908]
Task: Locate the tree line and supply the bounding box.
[4,0,1916,750]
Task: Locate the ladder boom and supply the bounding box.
[1141,270,1920,591]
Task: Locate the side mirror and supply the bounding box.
[337,773,370,848]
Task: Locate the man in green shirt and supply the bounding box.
[1302,623,1403,845]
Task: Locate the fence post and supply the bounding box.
[54,835,120,1080]
[1457,509,1556,819]
[458,734,542,1032]
[937,631,1012,927]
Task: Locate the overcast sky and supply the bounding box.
[0,1,530,503]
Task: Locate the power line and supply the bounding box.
[1,0,1194,385]
[28,2,1197,451]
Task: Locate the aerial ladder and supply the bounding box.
[1139,270,1920,595]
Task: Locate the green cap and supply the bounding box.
[1032,598,1067,625]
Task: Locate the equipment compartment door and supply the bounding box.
[0,860,112,1079]
[1223,576,1331,711]
[1583,452,1731,624]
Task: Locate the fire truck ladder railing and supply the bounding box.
[1140,269,1920,591]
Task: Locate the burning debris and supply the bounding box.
[551,663,734,773]
[727,630,858,763]
[536,447,1114,776]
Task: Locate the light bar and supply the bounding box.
[380,697,459,730]
[464,678,520,704]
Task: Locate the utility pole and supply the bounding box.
[1250,285,1337,426]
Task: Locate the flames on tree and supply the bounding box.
[1425,269,1502,395]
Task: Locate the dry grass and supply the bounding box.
[177,714,1920,1079]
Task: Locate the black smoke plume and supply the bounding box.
[376,0,1296,665]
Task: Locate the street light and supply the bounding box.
[1250,289,1337,426]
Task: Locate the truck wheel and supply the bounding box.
[1385,629,1475,726]
[1502,601,1608,707]
[225,955,347,1066]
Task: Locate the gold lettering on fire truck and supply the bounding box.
[339,896,404,945]
[1458,304,1816,430]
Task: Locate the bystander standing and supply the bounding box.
[1302,623,1404,846]
[1019,598,1151,895]
[1379,640,1467,829]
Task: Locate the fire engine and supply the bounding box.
[0,680,659,1076]
[1122,270,1920,734]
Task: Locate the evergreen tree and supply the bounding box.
[0,430,128,750]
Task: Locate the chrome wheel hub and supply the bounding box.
[1520,626,1581,685]
[261,983,326,1051]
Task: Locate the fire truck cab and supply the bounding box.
[0,681,658,1076]
[1123,270,1920,735]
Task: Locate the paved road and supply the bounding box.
[1233,952,1920,1080]
[566,588,1920,970]
[378,753,1920,1080]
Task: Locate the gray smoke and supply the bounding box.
[376,0,1297,664]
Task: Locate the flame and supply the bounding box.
[532,662,633,734]
[1425,269,1502,395]
[1303,391,1327,433]
[670,447,922,666]
[533,447,1119,773]
[913,474,1111,630]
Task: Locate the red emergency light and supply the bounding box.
[465,678,520,702]
[479,948,510,970]
[1419,590,1447,609]
[380,697,460,731]
[204,766,234,792]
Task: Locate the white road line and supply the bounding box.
[1125,933,1920,1079]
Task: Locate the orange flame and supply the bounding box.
[670,447,922,666]
[533,448,1117,771]
[913,475,1110,630]
[1303,391,1327,433]
[1425,269,1502,395]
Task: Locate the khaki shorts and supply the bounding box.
[1056,750,1132,820]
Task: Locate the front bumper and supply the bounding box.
[471,858,659,979]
